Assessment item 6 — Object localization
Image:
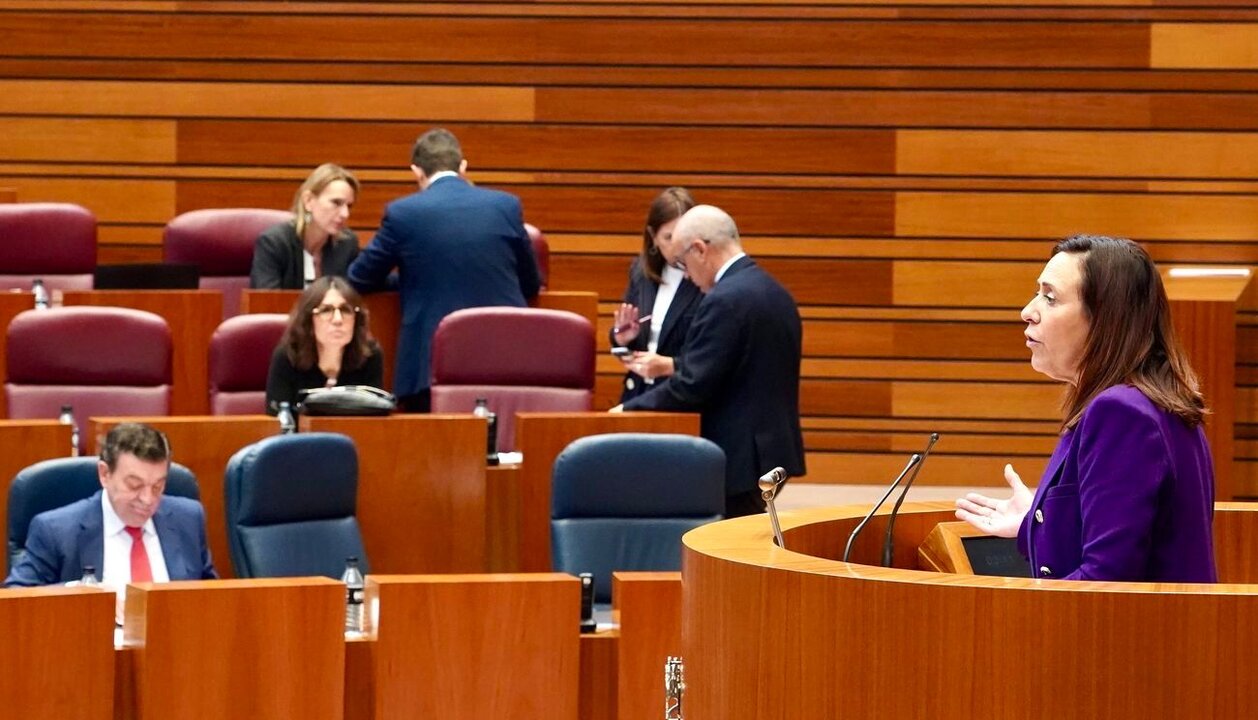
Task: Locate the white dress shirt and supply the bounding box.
[714,252,747,285]
[100,492,170,592]
[302,250,316,287]
[647,265,686,353]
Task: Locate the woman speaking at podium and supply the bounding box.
[955,235,1216,583]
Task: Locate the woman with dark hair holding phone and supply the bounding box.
[265,276,383,413]
[955,235,1216,582]
[610,187,702,403]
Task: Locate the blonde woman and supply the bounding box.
[251,163,361,289]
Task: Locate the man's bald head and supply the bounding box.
[671,205,745,293]
[674,205,740,250]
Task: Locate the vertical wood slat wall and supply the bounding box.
[3,1,1258,489]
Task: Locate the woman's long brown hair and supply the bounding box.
[1056,235,1205,430]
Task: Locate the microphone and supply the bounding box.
[880,432,939,567]
[759,467,788,549]
[842,453,922,563]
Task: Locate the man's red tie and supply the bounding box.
[125,526,153,583]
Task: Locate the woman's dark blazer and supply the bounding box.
[611,257,703,403]
[250,221,360,289]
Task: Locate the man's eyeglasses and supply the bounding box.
[311,303,360,319]
[669,239,709,271]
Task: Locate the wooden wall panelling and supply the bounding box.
[7,1,1258,489]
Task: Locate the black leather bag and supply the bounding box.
[297,385,396,416]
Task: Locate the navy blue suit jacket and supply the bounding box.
[611,258,703,403]
[623,257,806,495]
[4,490,218,587]
[348,176,541,397]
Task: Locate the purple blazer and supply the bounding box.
[1018,384,1217,583]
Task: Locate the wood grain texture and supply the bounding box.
[1152,23,1258,69]
[303,415,489,573]
[515,412,700,571]
[122,577,345,720]
[579,631,618,720]
[614,572,682,720]
[88,415,277,580]
[684,503,1258,719]
[0,291,37,417]
[0,420,74,561]
[62,290,222,416]
[0,586,115,720]
[366,574,580,720]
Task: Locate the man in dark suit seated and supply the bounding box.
[348,127,542,412]
[615,205,806,517]
[5,422,218,587]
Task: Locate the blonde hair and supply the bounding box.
[291,163,360,238]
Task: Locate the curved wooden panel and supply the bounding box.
[683,503,1258,719]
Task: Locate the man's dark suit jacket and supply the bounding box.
[623,256,806,496]
[612,258,703,403]
[250,221,360,290]
[348,176,541,398]
[4,490,218,587]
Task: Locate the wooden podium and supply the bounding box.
[682,502,1258,719]
[1162,267,1252,500]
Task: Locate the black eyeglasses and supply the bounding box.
[311,303,360,318]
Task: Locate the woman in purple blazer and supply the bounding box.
[956,235,1217,582]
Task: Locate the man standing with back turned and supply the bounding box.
[617,205,806,517]
[349,128,541,412]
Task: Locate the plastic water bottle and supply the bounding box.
[472,398,499,466]
[277,401,296,434]
[31,278,49,310]
[58,404,80,457]
[79,565,99,586]
[341,556,365,633]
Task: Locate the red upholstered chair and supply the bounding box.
[6,307,172,451]
[430,307,594,452]
[163,208,292,319]
[524,223,549,289]
[0,203,96,292]
[209,313,288,415]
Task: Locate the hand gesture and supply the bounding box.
[628,352,675,381]
[613,303,641,346]
[954,464,1032,538]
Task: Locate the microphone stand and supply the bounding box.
[880,433,939,567]
[842,454,921,563]
[759,467,788,549]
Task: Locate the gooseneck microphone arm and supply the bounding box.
[880,432,939,567]
[759,467,788,549]
[842,453,922,563]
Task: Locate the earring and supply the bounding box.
[648,245,660,257]
[303,210,313,224]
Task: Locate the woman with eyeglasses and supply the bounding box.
[251,163,361,290]
[265,276,383,414]
[610,187,703,403]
